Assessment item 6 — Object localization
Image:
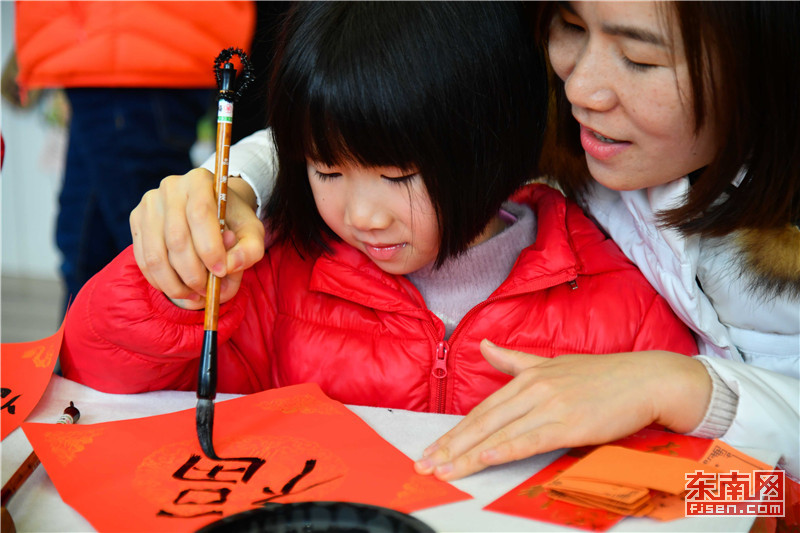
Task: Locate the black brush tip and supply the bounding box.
[196,398,220,460]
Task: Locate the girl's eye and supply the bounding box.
[382,172,418,185]
[314,170,341,181]
[621,56,658,72]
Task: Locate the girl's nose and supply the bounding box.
[563,45,618,113]
[345,188,392,232]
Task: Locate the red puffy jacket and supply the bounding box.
[61,184,697,414]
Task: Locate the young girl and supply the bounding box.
[62,2,696,417]
[418,1,800,483]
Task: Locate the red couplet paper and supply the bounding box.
[1,319,65,440]
[23,383,471,532]
[483,429,714,531]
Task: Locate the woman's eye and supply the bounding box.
[622,56,658,72]
[560,18,585,33]
[555,7,585,33]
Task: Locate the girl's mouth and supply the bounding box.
[364,242,407,262]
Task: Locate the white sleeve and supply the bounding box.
[687,358,738,438]
[695,355,800,480]
[201,129,277,220]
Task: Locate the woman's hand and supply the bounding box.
[129,168,266,310]
[414,340,711,480]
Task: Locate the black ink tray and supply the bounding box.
[196,501,436,533]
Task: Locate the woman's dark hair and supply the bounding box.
[538,1,800,236]
[265,1,547,266]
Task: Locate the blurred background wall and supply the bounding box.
[1,2,66,343]
[0,2,229,342]
[1,0,63,281]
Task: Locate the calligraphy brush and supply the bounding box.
[197,48,253,460]
[1,402,80,512]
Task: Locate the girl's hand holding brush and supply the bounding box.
[130,169,265,310]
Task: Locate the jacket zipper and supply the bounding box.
[430,271,578,413]
[431,340,449,413]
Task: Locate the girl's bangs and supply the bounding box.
[297,75,423,173]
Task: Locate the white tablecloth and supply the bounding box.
[1,375,765,532]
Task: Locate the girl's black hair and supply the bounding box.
[537,1,800,236]
[265,1,547,266]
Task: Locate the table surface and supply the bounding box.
[1,375,762,533]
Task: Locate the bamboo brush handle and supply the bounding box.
[203,97,233,331]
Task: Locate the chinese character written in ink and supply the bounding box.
[173,454,265,484]
[157,487,233,518]
[252,459,318,505]
[1,387,21,415]
[157,455,265,518]
[158,455,342,519]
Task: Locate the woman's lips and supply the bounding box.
[579,124,631,161]
[363,242,407,261]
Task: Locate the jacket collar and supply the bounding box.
[309,242,426,314]
[501,184,580,293]
[309,184,581,310]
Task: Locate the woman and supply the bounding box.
[416,1,800,482]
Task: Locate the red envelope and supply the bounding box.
[484,429,714,531]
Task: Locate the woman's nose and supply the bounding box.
[562,45,618,113]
